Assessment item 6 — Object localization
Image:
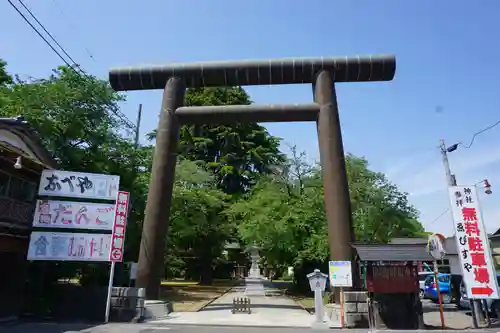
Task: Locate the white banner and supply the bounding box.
[33,200,115,231]
[38,170,120,200]
[448,185,500,299]
[27,231,111,262]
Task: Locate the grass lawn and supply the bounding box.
[158,279,237,312]
[271,280,330,313]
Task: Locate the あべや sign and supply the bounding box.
[448,186,499,299]
[109,191,130,262]
[38,170,120,201]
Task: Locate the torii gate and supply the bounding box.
[109,55,396,301]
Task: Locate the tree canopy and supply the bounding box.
[147,86,285,195]
[0,58,426,289]
[227,147,425,275]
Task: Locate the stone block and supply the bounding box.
[343,291,368,302]
[143,300,173,321]
[345,312,369,328]
[325,303,341,323]
[357,301,369,313]
[343,302,358,313]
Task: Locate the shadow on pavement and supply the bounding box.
[0,321,99,333]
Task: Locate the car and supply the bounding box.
[419,271,434,298]
[459,274,500,316]
[424,273,454,304]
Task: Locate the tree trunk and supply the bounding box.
[199,249,213,285]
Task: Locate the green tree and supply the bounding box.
[0,61,150,280]
[166,159,231,284]
[227,148,425,282]
[0,59,13,86]
[147,87,285,194]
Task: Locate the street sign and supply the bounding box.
[448,185,500,299]
[329,260,353,287]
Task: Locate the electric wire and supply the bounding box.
[7,0,136,130]
[459,119,500,149]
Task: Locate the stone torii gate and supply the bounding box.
[109,55,396,301]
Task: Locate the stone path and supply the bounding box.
[150,280,338,328]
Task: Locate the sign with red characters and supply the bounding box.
[109,191,130,262]
[448,186,499,299]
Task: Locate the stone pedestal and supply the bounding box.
[325,291,369,328]
[143,300,173,321]
[248,246,261,278]
[244,277,266,296]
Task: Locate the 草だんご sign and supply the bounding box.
[109,191,130,262]
[448,185,499,299]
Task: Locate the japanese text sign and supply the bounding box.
[448,186,499,299]
[38,170,120,201]
[109,191,130,262]
[33,200,115,231]
[329,261,353,287]
[27,231,111,261]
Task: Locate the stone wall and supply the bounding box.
[325,291,424,329]
[22,284,146,323]
[325,291,369,328]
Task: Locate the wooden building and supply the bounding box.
[0,116,56,322]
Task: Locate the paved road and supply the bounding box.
[5,322,500,333]
[149,280,322,328]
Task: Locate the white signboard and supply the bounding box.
[33,200,115,231]
[27,231,111,262]
[38,170,120,201]
[329,260,353,287]
[448,185,499,299]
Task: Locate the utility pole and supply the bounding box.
[126,104,143,287]
[439,139,484,328]
[134,104,143,150]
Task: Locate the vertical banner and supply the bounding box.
[109,191,130,262]
[448,185,499,299]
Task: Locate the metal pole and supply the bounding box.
[134,104,143,150]
[433,260,446,329]
[439,139,484,328]
[128,104,143,216]
[439,139,455,186]
[104,261,116,323]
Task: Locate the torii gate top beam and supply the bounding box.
[109,55,396,91]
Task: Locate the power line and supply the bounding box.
[460,119,500,149]
[50,0,97,63]
[7,0,136,130]
[7,0,75,71]
[16,0,83,75]
[428,208,450,225]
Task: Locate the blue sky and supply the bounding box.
[3,0,500,236]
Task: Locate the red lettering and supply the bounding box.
[464,221,480,237]
[474,267,490,284]
[468,237,484,252]
[471,252,487,267]
[462,207,478,221]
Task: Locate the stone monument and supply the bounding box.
[248,245,261,278]
[244,244,265,296]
